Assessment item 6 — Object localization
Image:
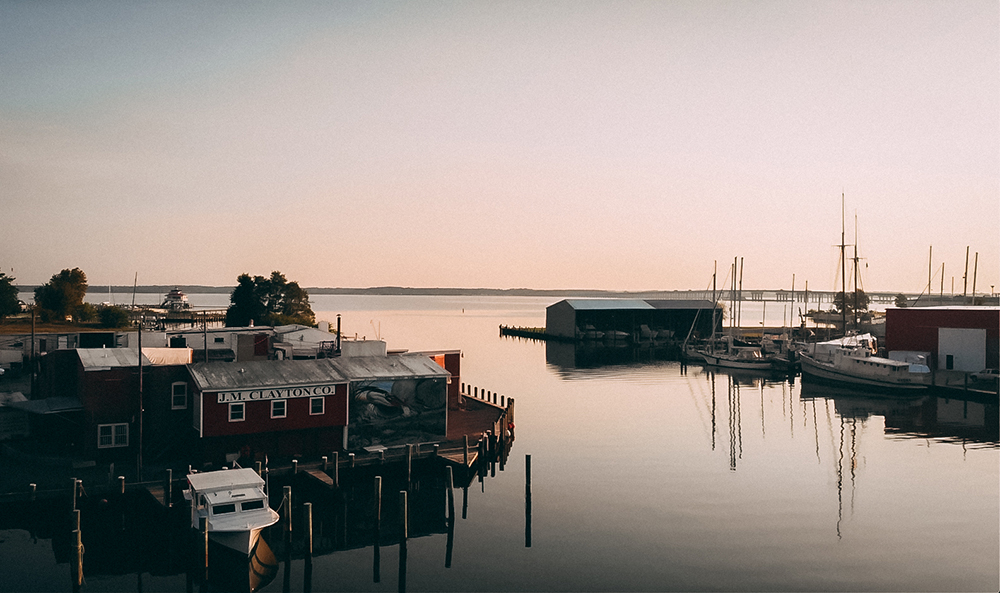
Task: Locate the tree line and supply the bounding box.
[0,268,316,329]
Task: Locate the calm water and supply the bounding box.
[2,294,997,592]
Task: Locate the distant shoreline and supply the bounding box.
[14,284,935,299]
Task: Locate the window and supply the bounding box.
[229,402,245,422]
[171,382,188,410]
[98,423,129,448]
[271,399,287,418]
[212,504,236,515]
[241,499,265,511]
[214,337,225,343]
[310,397,325,415]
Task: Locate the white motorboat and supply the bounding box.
[184,467,280,556]
[799,336,931,390]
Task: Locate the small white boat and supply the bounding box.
[184,467,280,556]
[700,346,774,370]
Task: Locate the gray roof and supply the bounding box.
[329,354,450,381]
[644,299,719,310]
[77,348,148,370]
[188,358,349,392]
[5,396,84,414]
[558,299,654,310]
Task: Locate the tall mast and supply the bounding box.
[840,193,846,334]
[853,213,860,327]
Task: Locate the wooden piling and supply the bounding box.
[445,466,455,522]
[525,454,532,548]
[200,516,209,581]
[283,485,293,539]
[29,483,36,502]
[255,461,262,477]
[165,469,173,507]
[292,459,298,474]
[71,524,83,589]
[349,452,356,468]
[406,444,413,487]
[322,456,328,472]
[398,490,408,593]
[463,435,469,467]
[332,452,339,488]
[373,475,382,583]
[304,502,313,556]
[70,477,78,511]
[118,476,125,496]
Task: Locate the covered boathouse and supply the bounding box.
[545,299,722,341]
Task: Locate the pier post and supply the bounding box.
[406,444,413,488]
[164,469,173,507]
[255,461,262,477]
[445,466,455,569]
[71,511,83,590]
[118,476,125,496]
[283,485,293,541]
[29,483,36,502]
[501,395,505,407]
[322,456,328,472]
[70,477,78,512]
[292,459,298,474]
[398,490,408,593]
[525,454,532,548]
[200,516,209,582]
[349,452,355,468]
[463,435,469,467]
[304,502,314,556]
[373,475,382,583]
[332,452,339,488]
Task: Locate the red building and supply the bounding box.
[187,359,350,464]
[26,347,192,462]
[885,306,999,371]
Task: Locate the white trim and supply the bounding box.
[309,396,325,415]
[270,399,287,419]
[229,402,245,422]
[98,423,129,448]
[171,381,188,410]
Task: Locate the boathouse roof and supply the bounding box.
[559,299,654,310]
[329,353,450,381]
[644,299,718,310]
[188,358,349,392]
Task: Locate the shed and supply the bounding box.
[885,306,999,371]
[545,298,721,340]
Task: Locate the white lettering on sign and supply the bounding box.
[215,384,337,404]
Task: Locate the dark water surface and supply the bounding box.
[2,295,997,592]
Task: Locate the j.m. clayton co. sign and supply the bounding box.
[215,384,339,404]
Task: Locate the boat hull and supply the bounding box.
[799,354,929,391]
[700,352,774,370]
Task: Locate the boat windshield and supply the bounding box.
[241,499,266,511]
[212,503,237,515]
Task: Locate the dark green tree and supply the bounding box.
[833,289,870,316]
[34,268,88,322]
[0,272,19,320]
[225,271,315,327]
[98,305,131,328]
[894,293,908,308]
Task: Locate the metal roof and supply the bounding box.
[644,299,719,310]
[188,358,349,392]
[5,396,84,414]
[558,299,655,310]
[329,354,450,381]
[77,348,147,370]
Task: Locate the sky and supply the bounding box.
[2,1,997,294]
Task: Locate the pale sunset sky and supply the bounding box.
[2,1,997,294]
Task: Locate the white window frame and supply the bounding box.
[229,402,245,422]
[309,396,325,415]
[171,381,188,410]
[271,399,287,419]
[98,423,129,448]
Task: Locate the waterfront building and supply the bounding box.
[885,306,999,371]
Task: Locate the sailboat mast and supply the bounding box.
[853,213,860,327]
[840,193,846,334]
